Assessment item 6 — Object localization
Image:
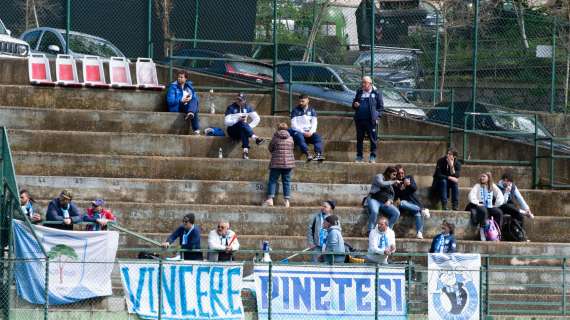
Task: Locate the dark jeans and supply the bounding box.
[435,178,459,209]
[181,102,200,131]
[500,203,525,225]
[471,206,504,227]
[288,129,323,154]
[355,119,377,157]
[227,121,254,148]
[267,168,292,199]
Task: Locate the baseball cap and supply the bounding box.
[91,199,105,207]
[60,189,73,200]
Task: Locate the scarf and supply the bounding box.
[181,225,195,246]
[480,186,493,208]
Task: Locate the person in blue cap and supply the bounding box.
[224,93,264,159]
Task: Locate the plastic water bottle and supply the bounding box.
[209,89,216,114]
[218,148,223,159]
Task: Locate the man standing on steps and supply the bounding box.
[224,93,265,159]
[352,76,384,164]
[166,71,201,135]
[45,189,82,230]
[306,200,335,262]
[289,94,324,162]
[432,148,462,211]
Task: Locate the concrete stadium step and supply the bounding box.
[8,129,447,163]
[12,152,535,188]
[32,201,568,243]
[17,175,570,217]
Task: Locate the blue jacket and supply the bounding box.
[352,87,384,122]
[324,225,345,264]
[45,198,82,230]
[429,233,457,253]
[166,80,199,114]
[394,175,423,208]
[166,224,203,260]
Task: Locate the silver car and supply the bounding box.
[0,17,30,58]
[20,27,125,59]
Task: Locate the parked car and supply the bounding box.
[251,43,334,64]
[20,27,125,59]
[165,48,283,87]
[427,101,570,153]
[275,62,426,119]
[0,17,30,57]
[353,47,423,98]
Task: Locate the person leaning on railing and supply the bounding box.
[161,213,203,261]
[307,200,335,263]
[83,199,116,231]
[45,189,82,230]
[19,189,42,224]
[429,220,457,254]
[323,215,345,264]
[207,220,239,262]
[366,216,396,265]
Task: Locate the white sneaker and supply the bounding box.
[421,208,430,218]
[416,232,423,239]
[284,199,290,208]
[262,199,274,207]
[193,130,200,135]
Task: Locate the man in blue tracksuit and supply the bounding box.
[352,76,383,163]
[224,93,264,159]
[166,71,200,134]
[289,94,324,161]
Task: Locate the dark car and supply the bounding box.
[427,101,570,153]
[165,48,283,87]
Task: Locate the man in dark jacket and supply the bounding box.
[224,93,264,159]
[352,76,384,163]
[432,148,462,210]
[394,165,430,239]
[45,189,82,230]
[161,213,203,261]
[166,71,200,135]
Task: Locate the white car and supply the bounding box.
[0,18,30,58]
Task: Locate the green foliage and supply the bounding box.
[47,244,78,261]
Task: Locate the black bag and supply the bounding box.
[501,219,527,242]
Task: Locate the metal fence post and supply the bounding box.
[479,261,484,320]
[533,114,539,189]
[433,11,440,105]
[147,0,153,58]
[44,258,49,320]
[157,259,163,320]
[406,259,412,315]
[271,0,278,116]
[369,0,375,81]
[563,257,567,315]
[448,89,455,148]
[485,256,490,317]
[550,18,558,113]
[65,0,71,54]
[192,0,200,49]
[374,264,379,319]
[268,262,272,320]
[288,64,292,113]
[471,0,480,113]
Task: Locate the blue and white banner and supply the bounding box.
[12,219,119,305]
[253,264,406,319]
[428,254,481,320]
[120,261,244,320]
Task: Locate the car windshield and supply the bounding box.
[334,67,361,91]
[382,88,407,103]
[487,108,548,137]
[66,33,122,58]
[232,61,273,77]
[357,52,416,71]
[0,21,7,35]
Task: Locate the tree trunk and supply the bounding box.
[439,28,449,102]
[513,4,529,49]
[303,0,331,62]
[32,0,39,28]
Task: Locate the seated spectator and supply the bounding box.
[307,200,335,262]
[224,93,264,159]
[289,94,324,161]
[263,123,295,208]
[366,166,400,232]
[323,215,345,264]
[467,172,505,234]
[497,172,535,226]
[208,220,239,262]
[366,216,396,265]
[394,165,430,239]
[46,189,82,230]
[432,148,462,210]
[429,221,457,253]
[83,199,116,231]
[20,189,42,224]
[161,213,203,261]
[166,71,200,135]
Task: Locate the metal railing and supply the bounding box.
[537,136,570,189]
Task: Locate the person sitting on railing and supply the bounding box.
[352,76,383,164]
[432,148,462,211]
[289,94,324,162]
[394,165,430,239]
[429,220,457,253]
[466,172,505,240]
[83,199,116,231]
[323,215,345,264]
[45,189,82,230]
[307,200,335,263]
[161,213,203,261]
[19,189,42,224]
[207,220,239,262]
[224,93,264,159]
[366,216,396,265]
[166,70,201,135]
[497,172,535,225]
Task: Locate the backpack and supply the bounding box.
[502,219,527,242]
[482,217,501,241]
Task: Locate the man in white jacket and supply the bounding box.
[366,217,396,265]
[208,220,240,262]
[224,93,264,159]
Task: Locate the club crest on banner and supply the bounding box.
[44,235,86,296]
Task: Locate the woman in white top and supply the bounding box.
[467,172,505,227]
